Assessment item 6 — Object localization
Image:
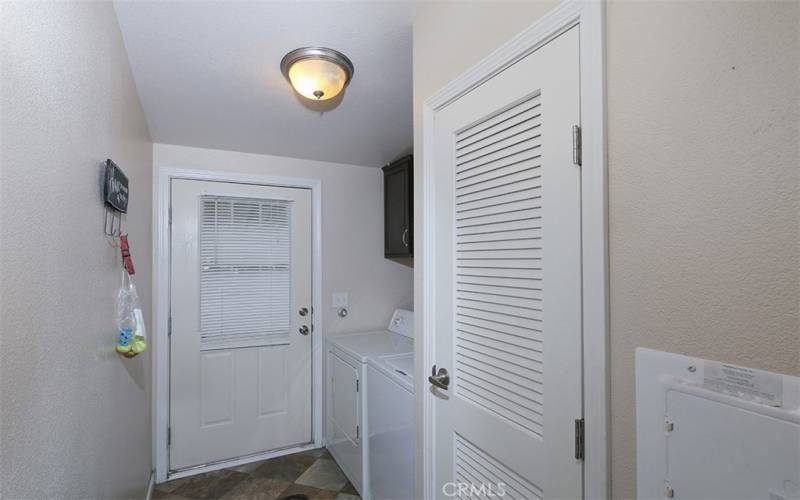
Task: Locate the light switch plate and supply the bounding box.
[332,292,349,308]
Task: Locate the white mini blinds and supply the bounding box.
[199,195,292,350]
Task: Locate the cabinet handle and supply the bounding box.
[402,228,409,247]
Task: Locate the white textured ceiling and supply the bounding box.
[114,1,418,167]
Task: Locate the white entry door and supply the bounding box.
[429,26,583,498]
[170,179,313,471]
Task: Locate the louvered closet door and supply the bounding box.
[431,26,582,498]
[170,179,312,471]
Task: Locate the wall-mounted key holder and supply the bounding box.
[103,159,129,237]
[101,159,145,358]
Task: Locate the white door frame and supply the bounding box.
[152,167,324,482]
[420,1,608,498]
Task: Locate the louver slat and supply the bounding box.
[199,196,292,350]
[454,434,543,500]
[454,92,545,437]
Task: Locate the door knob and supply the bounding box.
[428,365,450,390]
[299,307,309,317]
[299,325,309,335]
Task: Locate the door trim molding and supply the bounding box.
[153,167,324,482]
[420,1,608,498]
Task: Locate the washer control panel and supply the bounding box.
[388,309,414,338]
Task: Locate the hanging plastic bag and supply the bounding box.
[115,269,148,356]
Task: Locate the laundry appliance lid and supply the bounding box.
[328,330,413,364]
[368,352,414,393]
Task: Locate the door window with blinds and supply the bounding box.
[199,195,292,350]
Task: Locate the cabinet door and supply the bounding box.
[329,351,360,444]
[383,157,413,258]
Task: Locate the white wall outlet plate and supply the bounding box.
[332,292,349,308]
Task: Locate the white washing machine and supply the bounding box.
[326,309,413,499]
[367,352,414,500]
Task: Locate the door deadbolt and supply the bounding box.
[299,325,309,335]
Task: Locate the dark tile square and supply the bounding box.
[152,490,190,500]
[156,476,192,493]
[171,469,249,499]
[295,458,347,491]
[158,448,362,500]
[278,483,337,500]
[334,494,360,500]
[253,453,317,483]
[220,476,293,500]
[339,479,359,496]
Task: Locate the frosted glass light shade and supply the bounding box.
[288,58,347,100]
[281,47,354,101]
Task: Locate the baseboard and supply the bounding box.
[146,469,155,500]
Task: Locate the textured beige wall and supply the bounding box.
[153,143,414,335]
[607,1,799,497]
[0,2,154,498]
[413,1,800,498]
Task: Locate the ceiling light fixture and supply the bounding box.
[280,47,354,101]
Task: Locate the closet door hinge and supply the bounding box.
[356,425,360,440]
[574,418,585,460]
[167,427,172,447]
[167,315,172,337]
[356,379,359,393]
[168,207,172,226]
[572,125,582,166]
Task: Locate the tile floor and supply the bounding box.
[153,448,360,500]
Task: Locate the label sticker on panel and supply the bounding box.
[703,360,783,406]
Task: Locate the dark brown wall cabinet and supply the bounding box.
[383,155,413,258]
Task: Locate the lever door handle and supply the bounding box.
[428,365,450,390]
